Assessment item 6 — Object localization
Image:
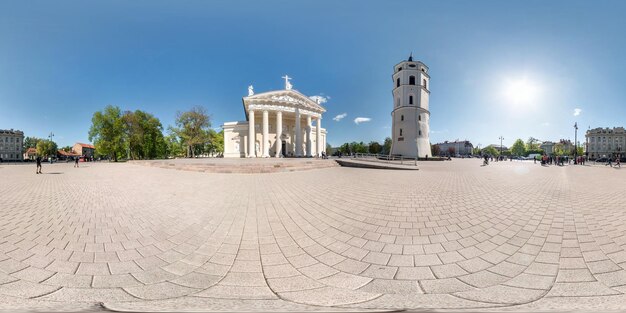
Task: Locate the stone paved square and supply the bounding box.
[1,160,626,311]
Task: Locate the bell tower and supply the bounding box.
[390,54,432,158]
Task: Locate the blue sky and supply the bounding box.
[1,0,626,148]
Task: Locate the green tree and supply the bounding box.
[326,143,332,156]
[431,144,441,156]
[36,139,57,157]
[60,146,72,152]
[122,110,166,160]
[165,133,184,158]
[554,143,565,156]
[526,137,540,150]
[383,137,392,154]
[339,143,350,155]
[511,138,526,156]
[171,106,211,158]
[472,146,482,155]
[23,137,43,150]
[483,145,500,156]
[576,146,584,156]
[89,105,126,162]
[368,141,382,154]
[205,129,224,157]
[349,141,368,154]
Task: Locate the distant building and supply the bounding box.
[541,139,574,156]
[434,140,473,156]
[23,147,37,160]
[483,144,508,154]
[57,149,81,160]
[73,143,95,158]
[540,141,555,155]
[586,127,625,159]
[0,129,24,161]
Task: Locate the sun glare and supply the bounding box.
[503,78,539,106]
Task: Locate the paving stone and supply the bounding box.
[124,281,198,299]
[3,159,626,311]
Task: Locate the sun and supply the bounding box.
[504,78,539,105]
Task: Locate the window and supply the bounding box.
[409,76,416,85]
[423,79,427,89]
[419,130,422,136]
[397,67,402,72]
[399,129,403,136]
[418,115,421,121]
[396,78,400,87]
[409,96,413,105]
[401,115,404,121]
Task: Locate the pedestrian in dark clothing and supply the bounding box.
[74,157,79,168]
[35,156,42,174]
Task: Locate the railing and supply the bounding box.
[351,153,418,166]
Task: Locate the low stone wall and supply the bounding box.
[130,158,339,174]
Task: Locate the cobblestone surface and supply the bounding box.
[1,160,625,311]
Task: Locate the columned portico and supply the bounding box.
[275,111,282,158]
[295,108,302,157]
[306,115,312,157]
[316,117,322,157]
[223,78,328,158]
[248,110,255,157]
[262,110,269,157]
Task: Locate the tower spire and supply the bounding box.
[408,52,413,62]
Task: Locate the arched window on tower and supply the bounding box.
[423,79,427,89]
[401,115,404,121]
[409,96,413,105]
[409,76,416,85]
[419,130,422,136]
[400,129,403,136]
[396,78,400,87]
[418,115,421,121]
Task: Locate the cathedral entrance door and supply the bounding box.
[281,141,287,157]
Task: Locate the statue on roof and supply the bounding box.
[248,85,254,96]
[282,75,292,90]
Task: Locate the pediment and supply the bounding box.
[242,89,326,113]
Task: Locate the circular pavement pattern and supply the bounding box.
[1,160,626,311]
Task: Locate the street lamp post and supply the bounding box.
[574,122,578,164]
[48,132,54,162]
[498,136,504,157]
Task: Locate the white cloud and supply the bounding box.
[429,129,449,134]
[354,117,371,124]
[309,95,329,104]
[333,113,347,122]
[573,108,582,116]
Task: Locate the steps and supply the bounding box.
[131,158,339,174]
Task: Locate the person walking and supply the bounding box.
[616,157,621,168]
[35,155,42,174]
[74,156,79,168]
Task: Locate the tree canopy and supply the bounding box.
[89,105,126,162]
[122,110,167,160]
[170,106,212,158]
[482,145,500,156]
[36,139,57,157]
[511,138,526,156]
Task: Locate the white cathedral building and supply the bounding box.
[223,76,327,158]
[390,55,432,158]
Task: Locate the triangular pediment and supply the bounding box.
[242,89,326,113]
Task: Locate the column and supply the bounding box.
[248,110,255,157]
[275,111,282,158]
[306,115,312,157]
[262,110,269,157]
[316,117,322,157]
[295,109,302,157]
